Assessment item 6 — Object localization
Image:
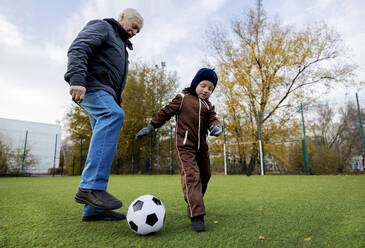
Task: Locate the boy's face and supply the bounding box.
[195,80,215,100]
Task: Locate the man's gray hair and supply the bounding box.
[120,8,144,27]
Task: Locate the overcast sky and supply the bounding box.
[0,0,364,125]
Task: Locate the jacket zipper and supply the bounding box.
[183,130,188,145]
[198,99,201,150]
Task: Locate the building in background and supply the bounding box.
[351,155,364,172]
[0,117,61,174]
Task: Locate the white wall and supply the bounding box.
[351,155,364,172]
[0,117,61,174]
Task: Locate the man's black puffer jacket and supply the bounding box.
[64,18,132,105]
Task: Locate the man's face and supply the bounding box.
[119,16,142,38]
[195,80,215,100]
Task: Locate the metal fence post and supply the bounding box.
[52,134,58,176]
[223,117,227,175]
[72,156,75,176]
[21,130,28,173]
[300,103,310,175]
[60,147,64,176]
[257,111,265,175]
[156,130,160,169]
[130,139,135,174]
[79,136,83,175]
[149,132,152,174]
[356,93,365,156]
[169,126,173,175]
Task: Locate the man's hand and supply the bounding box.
[135,124,155,140]
[209,124,222,137]
[69,85,86,103]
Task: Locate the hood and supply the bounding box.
[104,18,133,50]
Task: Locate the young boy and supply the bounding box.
[135,68,222,232]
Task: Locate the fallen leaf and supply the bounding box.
[257,206,264,211]
[213,220,219,224]
[304,237,311,241]
[259,235,265,240]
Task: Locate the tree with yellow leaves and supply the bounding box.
[63,62,178,175]
[205,0,357,175]
[114,61,178,174]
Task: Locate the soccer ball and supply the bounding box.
[126,194,166,235]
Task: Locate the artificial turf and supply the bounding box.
[0,175,364,247]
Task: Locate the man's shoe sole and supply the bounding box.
[82,216,125,221]
[82,211,126,221]
[74,195,122,210]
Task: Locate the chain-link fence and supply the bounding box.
[115,126,178,175]
[60,125,179,176]
[2,93,363,176]
[209,93,365,175]
[59,93,364,176]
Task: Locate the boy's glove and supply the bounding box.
[135,124,155,139]
[209,124,222,137]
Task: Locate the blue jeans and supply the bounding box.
[79,90,124,216]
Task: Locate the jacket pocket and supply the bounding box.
[183,130,188,145]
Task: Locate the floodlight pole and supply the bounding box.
[356,93,365,155]
[222,117,227,175]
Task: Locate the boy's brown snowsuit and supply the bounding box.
[151,88,220,218]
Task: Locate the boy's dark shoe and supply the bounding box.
[82,210,126,222]
[191,215,206,232]
[75,188,122,210]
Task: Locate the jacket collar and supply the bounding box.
[182,87,211,103]
[104,18,133,50]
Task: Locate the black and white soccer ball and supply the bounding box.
[126,194,166,235]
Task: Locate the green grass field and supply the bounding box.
[0,175,364,248]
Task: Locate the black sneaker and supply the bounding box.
[191,215,206,232]
[74,188,122,210]
[82,210,126,222]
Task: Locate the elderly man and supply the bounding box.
[64,8,143,221]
